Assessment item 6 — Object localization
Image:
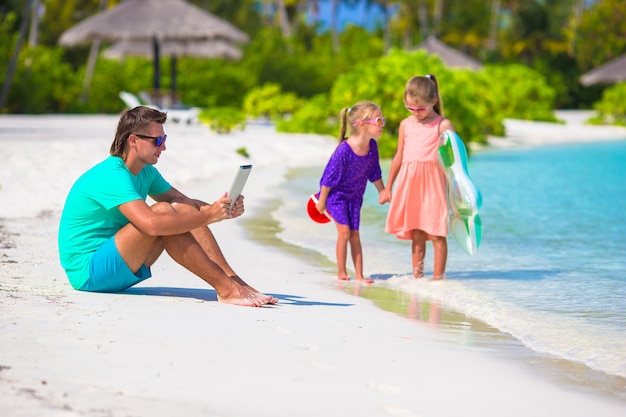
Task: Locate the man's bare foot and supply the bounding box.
[218,280,277,307]
[217,289,276,307]
[432,275,445,281]
[355,277,374,284]
[337,276,350,281]
[230,275,278,304]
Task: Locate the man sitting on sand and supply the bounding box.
[58,106,277,307]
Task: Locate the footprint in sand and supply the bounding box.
[309,360,333,370]
[367,381,400,394]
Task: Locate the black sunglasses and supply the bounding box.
[134,133,167,147]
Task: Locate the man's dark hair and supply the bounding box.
[110,106,167,157]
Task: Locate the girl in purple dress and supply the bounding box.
[315,101,387,284]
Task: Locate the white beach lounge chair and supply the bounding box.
[118,91,199,125]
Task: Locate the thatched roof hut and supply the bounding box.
[415,36,482,71]
[59,0,248,46]
[59,0,248,101]
[103,39,243,60]
[580,54,626,86]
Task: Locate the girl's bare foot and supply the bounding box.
[413,261,424,279]
[355,277,374,284]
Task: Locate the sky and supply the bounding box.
[307,1,390,32]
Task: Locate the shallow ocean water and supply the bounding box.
[265,140,626,390]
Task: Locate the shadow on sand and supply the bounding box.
[122,286,353,307]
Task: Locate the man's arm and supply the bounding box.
[153,186,245,218]
[151,187,204,205]
[119,191,233,237]
[151,187,244,209]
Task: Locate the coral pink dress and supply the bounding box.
[385,115,448,240]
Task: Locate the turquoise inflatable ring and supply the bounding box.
[437,130,482,255]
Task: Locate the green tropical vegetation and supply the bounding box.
[1,0,625,157]
[589,83,626,126]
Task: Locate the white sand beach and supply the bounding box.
[485,110,626,148]
[1,112,624,417]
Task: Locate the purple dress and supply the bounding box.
[319,138,382,230]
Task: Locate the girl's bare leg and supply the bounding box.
[335,222,351,280]
[349,231,373,284]
[431,235,448,280]
[411,229,427,278]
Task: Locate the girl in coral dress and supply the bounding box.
[379,75,454,280]
[316,101,386,284]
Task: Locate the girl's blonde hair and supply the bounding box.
[404,74,444,116]
[338,101,381,142]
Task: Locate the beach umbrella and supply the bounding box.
[415,36,483,71]
[102,39,243,101]
[59,0,248,103]
[580,54,626,86]
[103,39,243,61]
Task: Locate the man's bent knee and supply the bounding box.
[151,201,176,213]
[169,200,200,213]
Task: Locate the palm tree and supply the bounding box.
[329,0,360,53]
[28,0,42,46]
[81,0,109,102]
[0,0,31,110]
[487,0,501,51]
[256,0,293,38]
[277,0,293,37]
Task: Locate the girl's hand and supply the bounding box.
[315,201,327,214]
[379,189,391,204]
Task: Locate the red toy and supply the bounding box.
[307,193,331,223]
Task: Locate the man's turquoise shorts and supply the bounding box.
[80,236,151,292]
